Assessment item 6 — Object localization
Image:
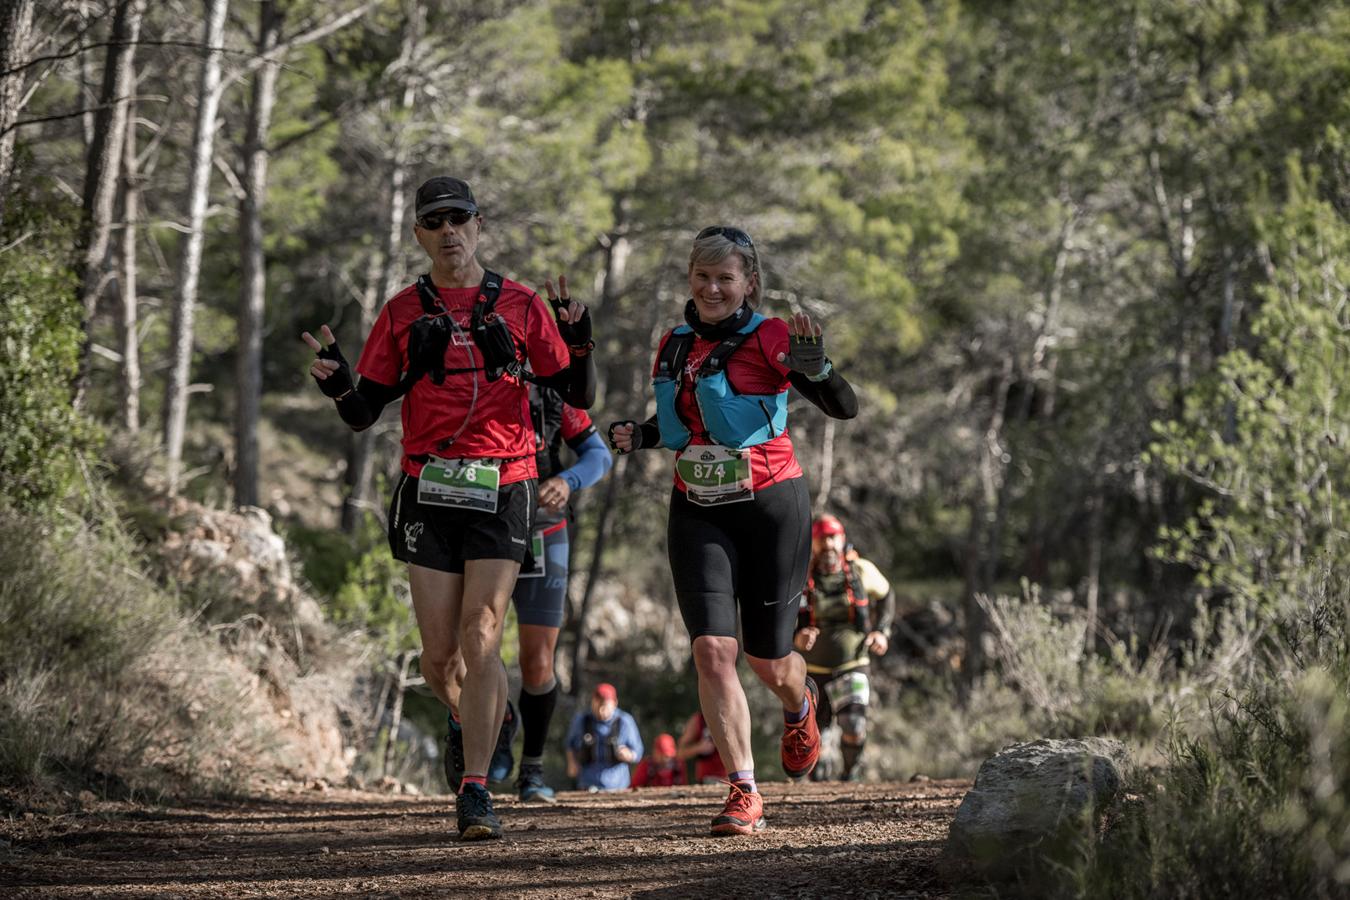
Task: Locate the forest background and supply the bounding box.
[1,0,1347,894]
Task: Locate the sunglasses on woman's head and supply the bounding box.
[418,209,476,230]
[696,225,755,249]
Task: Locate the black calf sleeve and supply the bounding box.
[518,682,559,759]
[841,739,865,778]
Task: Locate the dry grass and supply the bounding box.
[0,491,362,802]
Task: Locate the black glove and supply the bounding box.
[314,342,355,399]
[607,420,642,454]
[551,296,592,347]
[779,332,828,378]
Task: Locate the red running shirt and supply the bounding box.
[631,758,687,788]
[652,315,803,492]
[560,403,594,442]
[356,277,570,483]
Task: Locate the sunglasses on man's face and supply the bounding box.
[696,225,755,249]
[418,209,476,230]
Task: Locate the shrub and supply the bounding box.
[1080,570,1350,899]
[868,586,1169,781]
[0,502,242,795]
[0,175,95,509]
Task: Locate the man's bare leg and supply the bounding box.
[457,557,520,777]
[407,564,463,710]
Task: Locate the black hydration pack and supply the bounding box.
[394,269,533,397]
[529,384,566,480]
[653,324,757,386]
[577,713,622,766]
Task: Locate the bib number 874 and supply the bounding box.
[692,463,726,480]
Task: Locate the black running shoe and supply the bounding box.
[456,782,502,840]
[516,762,556,803]
[444,715,465,792]
[487,700,519,783]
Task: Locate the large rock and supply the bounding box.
[945,737,1131,879]
[154,496,358,785]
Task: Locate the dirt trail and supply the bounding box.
[1,779,968,898]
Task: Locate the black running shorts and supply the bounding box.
[387,473,536,573]
[666,476,811,660]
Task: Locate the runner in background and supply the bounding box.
[676,710,727,785]
[607,224,858,835]
[564,683,643,791]
[632,734,686,788]
[795,513,895,782]
[491,381,612,802]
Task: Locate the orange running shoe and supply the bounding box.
[710,781,765,836]
[780,677,821,778]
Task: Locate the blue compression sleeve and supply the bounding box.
[559,431,613,493]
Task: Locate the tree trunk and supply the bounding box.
[816,417,836,507]
[569,454,625,696]
[234,0,283,510]
[340,256,382,533]
[342,0,421,533]
[566,220,631,696]
[1083,484,1104,655]
[73,0,145,410]
[961,354,1013,691]
[381,650,413,777]
[120,88,141,432]
[164,0,229,496]
[0,0,35,225]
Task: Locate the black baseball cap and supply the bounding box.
[415,176,477,217]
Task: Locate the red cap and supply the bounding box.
[812,513,845,540]
[594,682,617,701]
[654,733,676,756]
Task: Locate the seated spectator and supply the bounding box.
[677,710,727,785]
[631,734,687,788]
[565,683,643,791]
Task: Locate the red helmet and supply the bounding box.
[812,514,845,540]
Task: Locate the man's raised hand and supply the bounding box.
[301,324,354,399]
[545,274,592,347]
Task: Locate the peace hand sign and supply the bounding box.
[545,274,592,347]
[300,324,354,398]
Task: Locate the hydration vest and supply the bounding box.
[396,269,533,397]
[577,713,622,766]
[803,553,869,628]
[652,312,788,450]
[529,384,565,480]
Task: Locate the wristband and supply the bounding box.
[569,340,595,357]
[805,359,833,382]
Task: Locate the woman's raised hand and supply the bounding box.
[777,312,828,378]
[607,421,639,455]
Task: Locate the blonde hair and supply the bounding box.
[688,231,764,309]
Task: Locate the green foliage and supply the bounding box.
[287,510,415,654]
[871,587,1166,781]
[1149,162,1350,613]
[0,501,241,795]
[1081,576,1350,899]
[0,175,96,509]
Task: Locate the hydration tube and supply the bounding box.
[432,313,480,453]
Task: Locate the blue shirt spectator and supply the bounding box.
[565,683,644,791]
